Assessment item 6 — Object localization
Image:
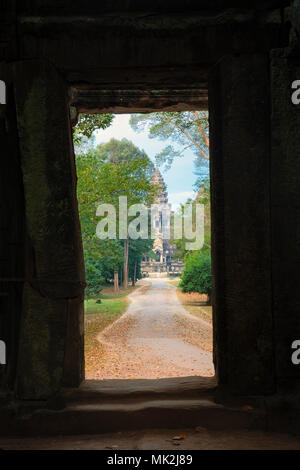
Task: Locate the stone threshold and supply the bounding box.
[64,376,217,403]
[0,376,271,437]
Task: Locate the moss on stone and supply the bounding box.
[17,283,67,399]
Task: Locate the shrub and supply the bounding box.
[180,251,212,302]
[85,257,104,299]
[85,279,104,299]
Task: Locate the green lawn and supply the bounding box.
[84,287,133,375]
[85,284,136,314]
[84,297,128,315]
[100,290,133,300]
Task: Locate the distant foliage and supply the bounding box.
[173,177,211,260]
[180,251,212,301]
[85,258,105,299]
[73,114,114,144]
[130,111,209,172]
[75,138,156,293]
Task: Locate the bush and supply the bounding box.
[180,251,212,302]
[85,279,104,299]
[85,257,104,299]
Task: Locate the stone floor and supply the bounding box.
[1,427,300,450]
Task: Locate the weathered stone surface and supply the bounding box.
[17,16,286,81]
[12,60,85,398]
[63,296,84,388]
[17,283,67,399]
[0,396,266,437]
[0,0,285,87]
[13,59,85,300]
[0,1,299,424]
[270,52,300,392]
[0,63,25,392]
[209,54,275,395]
[67,376,217,401]
[16,0,290,15]
[70,87,209,113]
[288,0,300,38]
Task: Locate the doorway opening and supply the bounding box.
[72,99,214,384]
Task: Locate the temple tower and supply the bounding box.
[151,168,170,263]
[141,168,183,277]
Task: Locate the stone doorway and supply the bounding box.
[1,1,300,437]
[3,59,286,400]
[73,108,214,382]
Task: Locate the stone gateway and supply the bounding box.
[0,0,300,437]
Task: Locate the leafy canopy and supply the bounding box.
[75,138,156,288]
[73,113,114,145]
[180,251,212,298]
[130,111,209,174]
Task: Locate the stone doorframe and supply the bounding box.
[12,60,85,399]
[8,50,300,400]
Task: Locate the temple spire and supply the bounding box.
[151,167,168,204]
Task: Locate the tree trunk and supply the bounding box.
[123,238,129,289]
[132,261,137,287]
[114,271,119,292]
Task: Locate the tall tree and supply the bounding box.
[172,177,211,261]
[76,139,156,291]
[73,113,114,145]
[75,150,124,291]
[129,238,154,286]
[129,111,209,172]
[95,138,155,288]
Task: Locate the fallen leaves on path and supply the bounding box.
[85,279,214,380]
[173,433,187,440]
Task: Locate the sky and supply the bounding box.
[95,114,200,210]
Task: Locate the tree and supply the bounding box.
[94,138,156,289]
[129,238,153,286]
[84,257,105,299]
[75,149,124,292]
[172,177,211,260]
[129,111,209,171]
[75,139,156,292]
[73,113,114,145]
[74,114,135,294]
[130,112,213,302]
[97,138,151,164]
[180,251,212,304]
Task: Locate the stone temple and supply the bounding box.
[141,168,184,277]
[2,0,300,439]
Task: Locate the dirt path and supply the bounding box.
[87,278,214,380]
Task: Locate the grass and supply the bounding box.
[167,277,212,322]
[176,288,212,324]
[85,297,128,315]
[168,277,212,322]
[84,286,134,375]
[167,277,181,287]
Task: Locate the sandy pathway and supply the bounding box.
[87,278,214,379]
